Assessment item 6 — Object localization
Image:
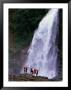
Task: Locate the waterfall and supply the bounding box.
[21,9,59,79]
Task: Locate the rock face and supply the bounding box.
[9,46,29,75]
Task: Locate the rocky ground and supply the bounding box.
[9,74,48,81]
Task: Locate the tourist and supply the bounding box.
[24,67,28,74]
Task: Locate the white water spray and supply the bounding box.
[21,9,59,79]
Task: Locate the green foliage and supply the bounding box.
[9,9,49,49]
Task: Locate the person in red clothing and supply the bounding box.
[30,68,38,76]
[34,69,38,76]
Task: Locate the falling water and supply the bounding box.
[21,9,59,79]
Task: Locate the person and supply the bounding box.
[24,67,28,74]
[30,68,33,75]
[34,69,38,76]
[36,69,38,76]
[30,68,38,76]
